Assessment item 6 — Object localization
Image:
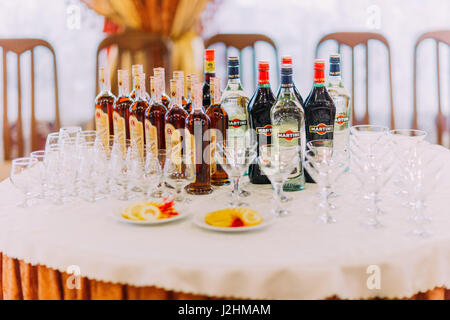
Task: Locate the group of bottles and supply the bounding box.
[248,54,351,190]
[95,50,350,195]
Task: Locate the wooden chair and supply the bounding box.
[204,33,280,89]
[96,30,172,96]
[412,30,450,145]
[315,32,395,129]
[0,38,60,160]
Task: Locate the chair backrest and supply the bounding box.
[96,31,172,96]
[204,33,280,89]
[413,30,450,145]
[316,32,395,129]
[0,38,60,160]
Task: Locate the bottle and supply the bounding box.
[276,56,304,106]
[173,71,188,107]
[113,69,132,146]
[154,67,171,108]
[202,49,216,109]
[145,76,167,157]
[221,56,250,146]
[186,82,213,195]
[271,64,306,192]
[165,79,188,161]
[95,67,116,147]
[304,60,336,183]
[206,77,229,186]
[248,61,275,185]
[184,74,198,113]
[327,54,351,151]
[130,65,150,102]
[128,72,148,159]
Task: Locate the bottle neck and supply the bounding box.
[258,70,270,89]
[329,63,342,83]
[313,68,325,88]
[227,65,241,84]
[134,76,145,100]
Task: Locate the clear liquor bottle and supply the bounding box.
[113,69,132,145]
[130,65,150,102]
[154,67,171,109]
[145,76,167,157]
[271,64,306,192]
[186,82,213,195]
[327,54,351,151]
[128,73,148,159]
[206,77,229,186]
[221,57,250,147]
[95,67,116,147]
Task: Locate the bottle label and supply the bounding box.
[113,111,126,147]
[165,123,182,170]
[278,130,301,140]
[95,108,109,148]
[228,119,248,128]
[205,61,215,73]
[335,114,349,127]
[129,115,144,158]
[309,124,334,135]
[145,119,158,158]
[256,125,272,136]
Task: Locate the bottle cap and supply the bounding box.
[173,70,184,80]
[314,59,326,70]
[281,55,293,65]
[205,49,215,62]
[258,61,270,71]
[118,69,129,92]
[228,56,239,67]
[330,54,340,64]
[132,65,143,76]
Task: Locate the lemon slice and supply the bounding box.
[139,204,162,221]
[205,209,234,228]
[121,207,135,220]
[236,208,263,227]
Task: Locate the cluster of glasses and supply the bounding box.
[9,127,201,207]
[389,129,441,237]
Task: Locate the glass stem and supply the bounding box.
[175,183,183,202]
[232,177,240,207]
[273,182,283,215]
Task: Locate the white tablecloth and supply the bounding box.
[0,143,449,300]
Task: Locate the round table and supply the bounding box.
[0,143,449,300]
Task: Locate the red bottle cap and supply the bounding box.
[313,59,325,83]
[258,61,270,71]
[282,56,293,65]
[205,49,215,62]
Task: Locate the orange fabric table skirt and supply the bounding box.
[1,253,448,300]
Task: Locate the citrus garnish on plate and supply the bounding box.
[121,200,179,222]
[205,208,263,228]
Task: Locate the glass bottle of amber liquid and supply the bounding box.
[130,65,150,102]
[154,67,171,109]
[186,82,213,195]
[206,77,229,186]
[128,73,148,159]
[165,79,188,163]
[145,76,167,157]
[113,69,132,145]
[95,67,116,146]
[173,71,187,107]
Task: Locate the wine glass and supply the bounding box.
[30,150,47,199]
[139,148,163,200]
[10,157,39,208]
[350,126,393,228]
[258,144,300,217]
[45,132,60,151]
[304,140,347,224]
[164,151,195,203]
[151,149,170,199]
[110,140,139,201]
[216,141,257,207]
[77,141,106,202]
[77,130,98,144]
[59,126,82,141]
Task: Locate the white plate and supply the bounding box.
[114,202,190,226]
[193,209,275,233]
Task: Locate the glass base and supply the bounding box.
[361,217,383,229]
[407,228,432,238]
[316,214,337,224]
[273,208,290,217]
[229,201,249,208]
